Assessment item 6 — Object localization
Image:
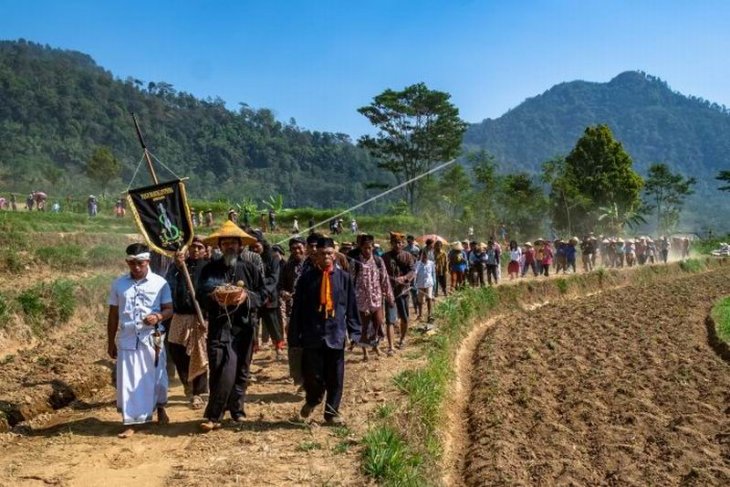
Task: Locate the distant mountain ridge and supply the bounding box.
[0,39,386,208]
[465,71,730,230]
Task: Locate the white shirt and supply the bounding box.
[108,271,172,351]
[415,260,435,289]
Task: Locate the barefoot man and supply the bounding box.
[107,243,173,438]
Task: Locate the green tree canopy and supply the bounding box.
[496,173,547,239]
[86,146,121,197]
[546,125,644,234]
[643,163,696,234]
[357,82,467,212]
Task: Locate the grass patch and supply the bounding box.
[362,425,422,484]
[0,292,11,326]
[679,258,704,273]
[711,296,730,344]
[86,244,122,266]
[555,278,568,295]
[35,244,85,268]
[362,285,499,484]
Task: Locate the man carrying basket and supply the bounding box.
[197,221,264,432]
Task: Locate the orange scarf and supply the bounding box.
[319,265,335,318]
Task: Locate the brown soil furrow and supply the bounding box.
[462,267,730,486]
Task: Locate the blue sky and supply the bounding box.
[2,1,729,137]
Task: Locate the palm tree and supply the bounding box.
[597,202,647,235]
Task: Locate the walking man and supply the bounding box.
[383,232,415,353]
[165,236,209,409]
[197,221,263,431]
[289,237,361,424]
[107,243,173,438]
[349,234,393,360]
[279,236,307,389]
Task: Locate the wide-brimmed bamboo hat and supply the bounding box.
[204,220,257,247]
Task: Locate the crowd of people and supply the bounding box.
[94,210,693,438]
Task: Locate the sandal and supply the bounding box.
[200,421,222,432]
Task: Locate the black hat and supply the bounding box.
[272,244,286,256]
[289,236,306,247]
[316,237,335,249]
[306,233,323,245]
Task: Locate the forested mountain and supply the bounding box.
[465,71,730,230]
[0,40,388,207]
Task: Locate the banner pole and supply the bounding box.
[132,112,160,185]
[130,114,207,334]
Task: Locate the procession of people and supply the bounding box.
[105,213,695,437]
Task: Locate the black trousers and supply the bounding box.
[260,307,283,344]
[288,347,303,385]
[486,264,498,285]
[435,273,447,296]
[168,342,208,395]
[204,325,255,421]
[302,346,345,420]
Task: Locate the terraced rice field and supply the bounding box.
[462,267,730,485]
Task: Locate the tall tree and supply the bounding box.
[357,83,467,212]
[86,146,121,197]
[470,150,500,235]
[643,163,696,234]
[437,163,473,237]
[541,156,589,235]
[496,173,547,239]
[546,125,644,234]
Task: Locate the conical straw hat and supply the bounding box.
[204,220,257,247]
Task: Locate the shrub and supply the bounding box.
[49,279,76,322]
[16,279,77,335]
[555,278,569,295]
[17,287,44,320]
[679,258,704,273]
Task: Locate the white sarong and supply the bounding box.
[116,340,168,425]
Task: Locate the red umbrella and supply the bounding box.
[416,234,448,245]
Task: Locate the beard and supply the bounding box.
[223,250,238,268]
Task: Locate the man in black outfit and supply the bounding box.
[288,237,361,424]
[165,236,209,409]
[197,221,263,431]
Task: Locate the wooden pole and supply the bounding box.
[131,113,207,332]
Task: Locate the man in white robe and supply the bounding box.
[107,243,173,438]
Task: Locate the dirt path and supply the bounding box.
[459,267,730,485]
[0,342,422,486]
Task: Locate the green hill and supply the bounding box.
[465,71,730,231]
[0,39,389,208]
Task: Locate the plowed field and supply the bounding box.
[462,267,730,485]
